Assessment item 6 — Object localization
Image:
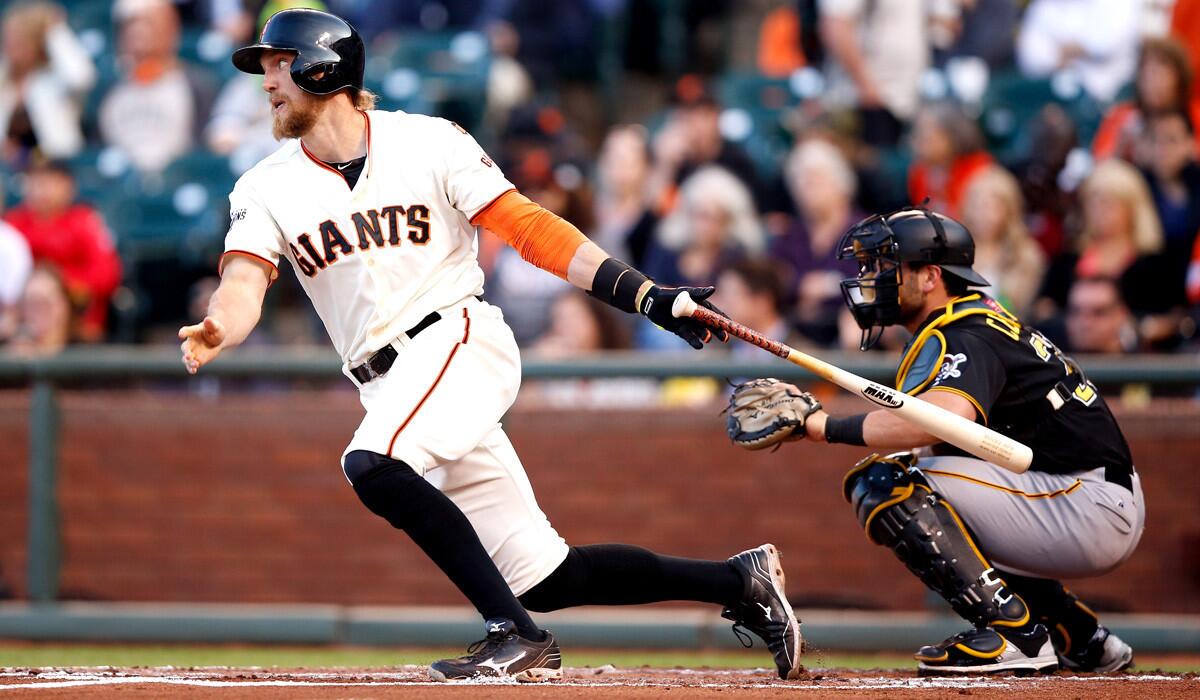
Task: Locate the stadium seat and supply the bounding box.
[714,71,811,180]
[717,72,799,115]
[377,31,489,130]
[979,69,1107,162]
[63,0,113,34]
[179,26,238,83]
[67,146,141,208]
[148,150,237,194]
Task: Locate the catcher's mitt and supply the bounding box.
[726,378,823,450]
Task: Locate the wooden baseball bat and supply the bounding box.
[672,292,1033,473]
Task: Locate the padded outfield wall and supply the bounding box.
[0,388,1195,614]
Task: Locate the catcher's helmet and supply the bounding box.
[836,207,990,350]
[232,8,364,96]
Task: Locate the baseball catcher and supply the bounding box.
[728,208,1144,674]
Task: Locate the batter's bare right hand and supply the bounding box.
[179,317,227,374]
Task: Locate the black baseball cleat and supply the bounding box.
[429,618,562,682]
[1057,625,1134,673]
[916,624,1058,675]
[722,544,804,680]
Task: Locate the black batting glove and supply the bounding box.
[638,285,731,350]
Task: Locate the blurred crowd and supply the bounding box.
[1,0,1199,366]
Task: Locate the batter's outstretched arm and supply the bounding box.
[473,190,729,349]
[178,255,271,374]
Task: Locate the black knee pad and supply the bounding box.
[343,449,401,485]
[841,451,919,539]
[343,450,422,530]
[841,452,1029,628]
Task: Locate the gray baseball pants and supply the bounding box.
[918,457,1145,579]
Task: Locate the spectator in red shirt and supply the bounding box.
[907,102,992,219]
[1093,38,1200,164]
[1188,229,1200,305]
[4,160,120,340]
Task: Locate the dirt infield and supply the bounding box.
[1,666,1196,699]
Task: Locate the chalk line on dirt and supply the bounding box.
[0,668,1195,692]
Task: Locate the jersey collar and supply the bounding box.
[895,293,1018,393]
[300,110,373,190]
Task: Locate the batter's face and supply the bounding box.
[261,50,325,140]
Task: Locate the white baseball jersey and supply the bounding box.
[221,110,515,366]
[220,109,569,596]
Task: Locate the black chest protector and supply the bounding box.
[894,294,1133,475]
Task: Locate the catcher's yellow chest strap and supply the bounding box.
[895,294,1018,395]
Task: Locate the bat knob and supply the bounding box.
[671,291,698,318]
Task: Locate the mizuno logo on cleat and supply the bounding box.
[478,651,527,675]
[757,602,773,619]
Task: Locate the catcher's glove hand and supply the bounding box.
[726,378,823,450]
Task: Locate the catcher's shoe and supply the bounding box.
[1058,625,1133,673]
[722,544,804,680]
[429,618,562,682]
[916,624,1058,675]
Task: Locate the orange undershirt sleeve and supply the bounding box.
[471,189,589,280]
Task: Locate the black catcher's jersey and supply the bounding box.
[895,293,1134,476]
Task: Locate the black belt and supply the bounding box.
[350,310,445,384]
[1105,464,1134,492]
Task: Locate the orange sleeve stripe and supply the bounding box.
[219,250,279,286]
[471,190,588,280]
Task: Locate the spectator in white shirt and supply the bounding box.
[819,0,937,146]
[99,0,215,173]
[0,219,32,342]
[1017,0,1141,103]
[0,1,95,166]
[0,176,31,341]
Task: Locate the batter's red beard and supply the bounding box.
[272,97,323,140]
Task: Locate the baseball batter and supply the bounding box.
[726,209,1144,674]
[179,9,802,682]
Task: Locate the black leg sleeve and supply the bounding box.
[518,544,744,613]
[344,450,540,639]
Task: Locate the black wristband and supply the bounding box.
[824,414,867,446]
[588,258,650,314]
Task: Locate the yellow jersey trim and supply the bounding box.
[895,294,1019,395]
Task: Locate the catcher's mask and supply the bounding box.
[836,207,990,351]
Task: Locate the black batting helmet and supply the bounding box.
[836,207,990,349]
[232,8,365,96]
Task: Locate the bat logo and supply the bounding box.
[861,384,904,408]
